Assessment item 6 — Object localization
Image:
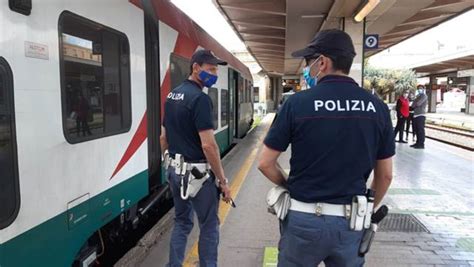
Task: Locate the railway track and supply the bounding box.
[424,124,473,151]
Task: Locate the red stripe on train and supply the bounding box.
[129,0,252,79]
[112,0,250,179]
[110,33,197,180]
[110,113,147,179]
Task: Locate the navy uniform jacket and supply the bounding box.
[264,75,395,204]
[163,79,214,161]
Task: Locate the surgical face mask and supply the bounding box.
[198,69,218,88]
[303,57,321,88]
[403,93,409,98]
[417,89,425,95]
[303,66,315,88]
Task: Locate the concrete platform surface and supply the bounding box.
[117,113,474,267]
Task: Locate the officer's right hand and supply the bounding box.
[220,183,232,203]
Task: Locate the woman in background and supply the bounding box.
[394,90,410,143]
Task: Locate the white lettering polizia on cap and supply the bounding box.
[314,100,376,113]
[167,92,185,101]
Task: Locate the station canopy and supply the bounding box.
[213,0,474,76]
[412,53,474,75]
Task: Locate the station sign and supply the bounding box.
[457,69,474,78]
[364,34,379,49]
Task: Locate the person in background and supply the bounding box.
[406,91,416,142]
[394,90,410,143]
[74,93,92,137]
[411,85,428,149]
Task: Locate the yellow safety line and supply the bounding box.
[183,116,273,267]
[183,147,259,266]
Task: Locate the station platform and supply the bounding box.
[117,114,474,267]
[425,111,474,132]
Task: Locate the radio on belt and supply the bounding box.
[364,189,375,229]
[350,189,375,231]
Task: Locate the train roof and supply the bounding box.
[130,0,253,81]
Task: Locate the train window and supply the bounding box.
[170,53,190,90]
[208,87,218,130]
[9,0,32,16]
[247,84,252,103]
[221,90,228,127]
[59,12,131,143]
[254,86,259,103]
[244,80,248,102]
[0,57,20,229]
[238,76,244,103]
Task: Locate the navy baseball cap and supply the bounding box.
[292,29,356,59]
[191,49,227,66]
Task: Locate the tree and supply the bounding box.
[363,64,417,99]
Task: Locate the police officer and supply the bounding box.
[160,49,232,267]
[258,29,395,266]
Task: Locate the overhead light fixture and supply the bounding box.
[354,0,380,23]
[301,14,326,19]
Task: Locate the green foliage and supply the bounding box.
[363,64,417,98]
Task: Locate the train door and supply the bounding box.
[228,69,237,139]
[236,75,244,138]
[0,57,20,229]
[143,1,162,191]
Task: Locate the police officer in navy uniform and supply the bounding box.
[160,49,232,267]
[258,29,395,266]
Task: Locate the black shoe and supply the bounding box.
[412,145,424,149]
[396,140,407,143]
[410,144,417,147]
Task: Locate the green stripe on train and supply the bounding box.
[215,128,230,154]
[0,170,149,267]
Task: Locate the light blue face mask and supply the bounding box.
[303,57,321,88]
[303,66,316,88]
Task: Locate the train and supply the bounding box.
[0,0,254,266]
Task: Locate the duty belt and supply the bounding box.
[164,151,212,200]
[289,198,351,218]
[169,158,209,174]
[164,152,210,175]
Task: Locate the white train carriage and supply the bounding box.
[0,0,253,266]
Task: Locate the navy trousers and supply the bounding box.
[278,210,364,267]
[166,167,220,267]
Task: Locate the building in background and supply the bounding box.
[412,55,474,115]
[369,9,474,115]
